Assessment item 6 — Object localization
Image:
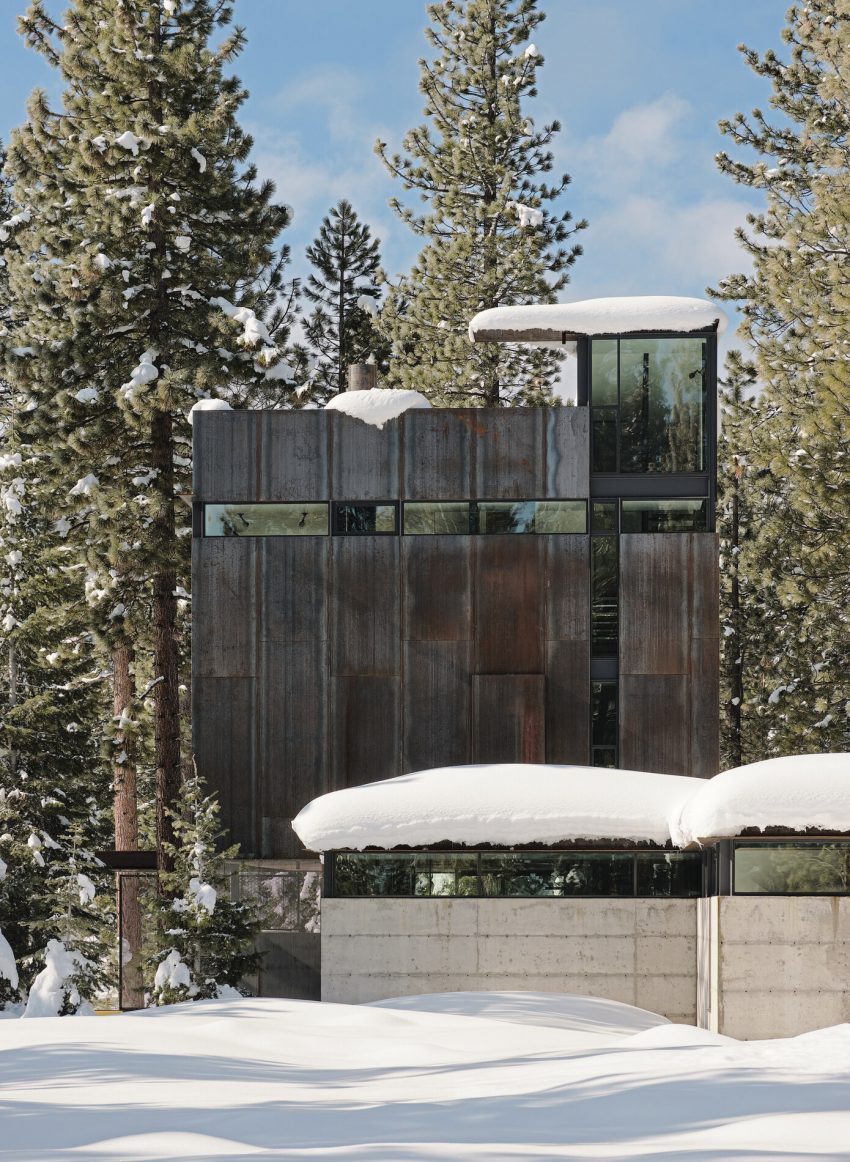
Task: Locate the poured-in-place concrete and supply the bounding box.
[322,897,698,1024]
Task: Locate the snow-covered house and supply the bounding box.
[191,296,725,998]
[294,755,850,1039]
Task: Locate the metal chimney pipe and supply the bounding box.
[347,363,377,391]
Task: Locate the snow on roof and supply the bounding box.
[187,397,232,426]
[294,754,850,852]
[292,764,703,852]
[468,296,728,343]
[324,388,431,430]
[672,754,850,846]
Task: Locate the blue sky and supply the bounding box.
[1,1,788,356]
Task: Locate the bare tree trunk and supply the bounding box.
[151,410,182,873]
[113,644,144,1008]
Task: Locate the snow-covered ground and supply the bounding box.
[2,993,850,1160]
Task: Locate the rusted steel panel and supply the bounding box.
[330,536,400,676]
[403,640,472,772]
[330,411,400,500]
[193,675,256,855]
[690,635,720,778]
[259,640,328,857]
[545,407,589,498]
[473,409,545,499]
[545,640,590,764]
[472,674,546,764]
[193,410,259,501]
[619,674,689,775]
[690,533,720,638]
[260,410,329,501]
[402,537,472,642]
[192,538,256,677]
[474,536,543,673]
[620,536,689,676]
[402,410,472,500]
[331,676,401,789]
[260,538,327,645]
[545,535,590,642]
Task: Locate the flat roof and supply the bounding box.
[468,296,727,344]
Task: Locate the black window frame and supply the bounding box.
[200,501,330,538]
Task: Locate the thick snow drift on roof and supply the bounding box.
[469,296,727,342]
[673,754,850,846]
[292,764,702,851]
[324,388,431,429]
[187,397,232,426]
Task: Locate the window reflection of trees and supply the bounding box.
[736,843,850,894]
[618,339,706,474]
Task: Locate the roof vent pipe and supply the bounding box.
[347,363,377,392]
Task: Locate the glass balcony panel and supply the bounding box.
[403,502,471,535]
[425,854,480,897]
[204,503,328,537]
[621,499,708,533]
[734,842,850,894]
[619,337,706,473]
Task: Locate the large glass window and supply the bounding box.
[403,502,472,535]
[204,503,328,537]
[621,498,709,533]
[330,850,702,897]
[590,337,707,474]
[734,842,850,895]
[333,503,398,534]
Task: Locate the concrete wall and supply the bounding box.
[698,896,850,1040]
[322,897,697,1023]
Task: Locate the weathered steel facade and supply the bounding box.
[192,374,719,864]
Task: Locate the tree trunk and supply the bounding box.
[113,644,144,1009]
[151,408,181,873]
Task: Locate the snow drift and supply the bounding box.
[324,388,431,429]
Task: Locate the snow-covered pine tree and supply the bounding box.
[0,443,110,1010]
[301,200,388,401]
[711,0,850,754]
[376,0,586,407]
[2,1,297,871]
[149,773,264,1003]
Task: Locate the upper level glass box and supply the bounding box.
[590,337,707,474]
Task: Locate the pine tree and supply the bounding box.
[2,1,298,875]
[711,0,850,755]
[0,441,111,1008]
[377,0,585,407]
[301,200,388,401]
[148,773,264,1003]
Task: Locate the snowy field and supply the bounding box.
[2,994,850,1161]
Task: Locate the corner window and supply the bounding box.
[204,503,328,537]
[591,337,707,474]
[332,503,398,535]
